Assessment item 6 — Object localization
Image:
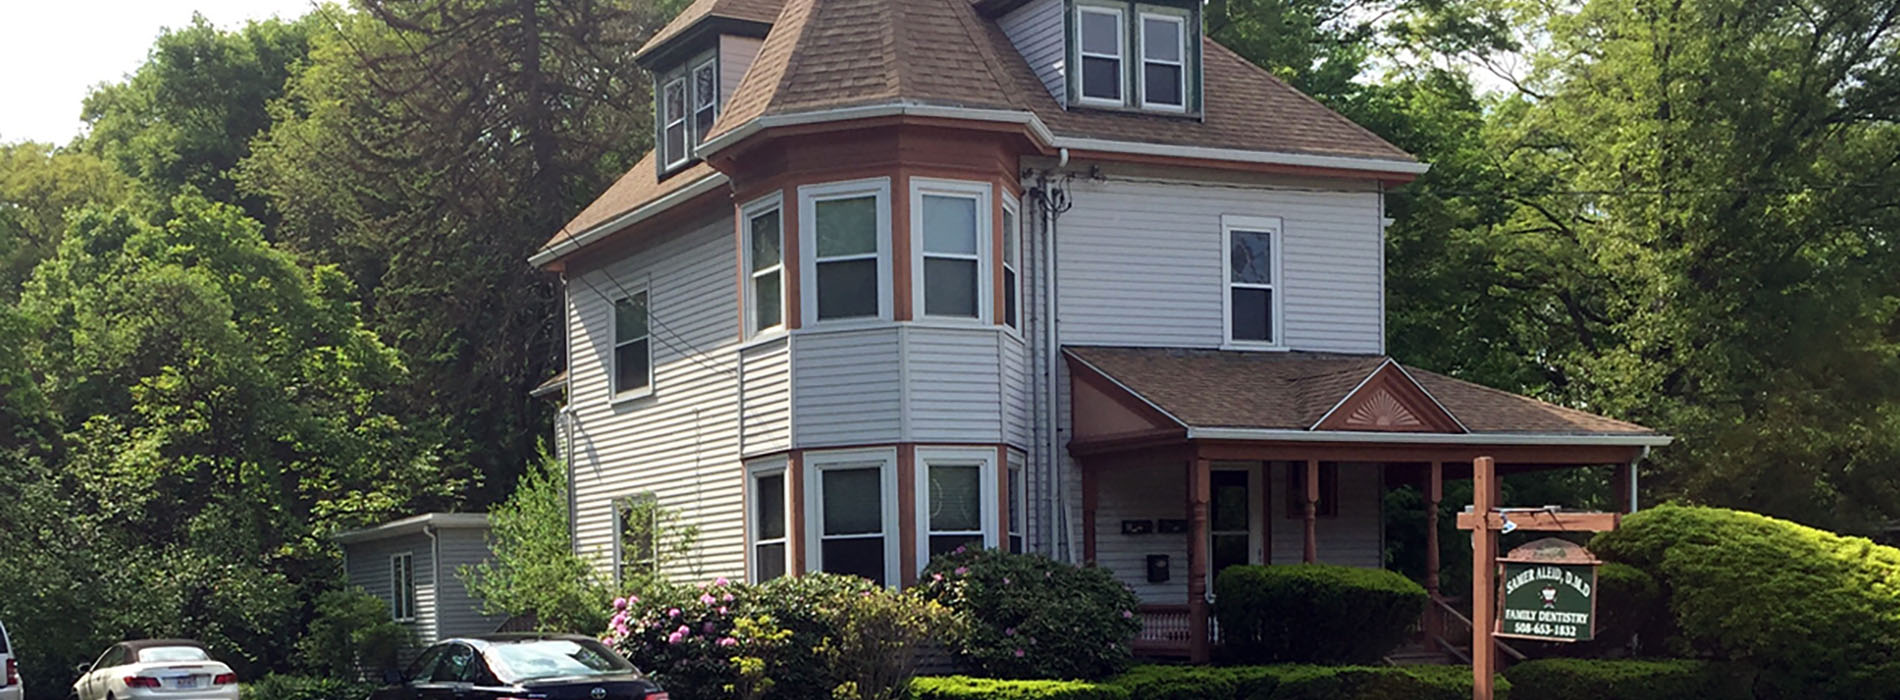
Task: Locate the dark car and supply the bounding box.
[369,634,665,700]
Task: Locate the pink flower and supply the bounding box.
[931,573,944,582]
[718,606,729,615]
[676,625,691,636]
[1013,649,1025,658]
[699,593,717,605]
[1121,610,1134,619]
[1002,577,1011,585]
[954,545,968,554]
[667,631,685,644]
[613,597,629,610]
[668,607,681,617]
[722,592,735,602]
[703,622,717,634]
[717,637,738,647]
[714,576,731,587]
[1004,627,1015,636]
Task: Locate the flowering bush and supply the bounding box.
[604,577,758,700]
[916,548,1142,680]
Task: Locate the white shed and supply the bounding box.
[335,513,505,646]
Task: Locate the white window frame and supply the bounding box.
[1000,197,1022,333]
[799,178,894,327]
[661,76,689,169]
[1138,12,1187,112]
[1007,451,1025,552]
[803,447,901,586]
[1209,463,1265,572]
[611,286,654,400]
[742,192,786,339]
[691,57,719,146]
[390,552,416,622]
[914,447,1000,572]
[1221,215,1285,349]
[611,492,661,584]
[746,458,790,583]
[909,178,993,323]
[1074,4,1128,107]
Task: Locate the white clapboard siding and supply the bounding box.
[720,35,763,107]
[1056,170,1385,354]
[791,326,903,447]
[567,210,745,585]
[1000,332,1031,449]
[1267,462,1384,568]
[1095,464,1189,602]
[999,0,1066,106]
[344,534,437,644]
[434,528,507,638]
[906,326,1004,443]
[741,335,791,456]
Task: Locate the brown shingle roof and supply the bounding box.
[545,152,720,250]
[639,0,786,59]
[1066,346,1658,436]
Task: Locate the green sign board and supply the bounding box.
[1498,561,1596,642]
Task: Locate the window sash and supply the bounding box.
[744,199,785,336]
[391,553,415,621]
[1076,5,1126,104]
[749,464,788,582]
[800,180,892,325]
[613,291,651,396]
[915,448,999,571]
[911,179,990,322]
[662,77,688,168]
[806,451,896,586]
[1001,203,1020,329]
[1139,13,1186,110]
[1223,217,1282,346]
[692,59,718,144]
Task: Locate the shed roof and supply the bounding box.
[334,513,491,545]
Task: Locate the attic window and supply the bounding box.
[1070,1,1199,114]
[655,52,720,175]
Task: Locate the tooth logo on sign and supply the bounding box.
[1540,584,1558,608]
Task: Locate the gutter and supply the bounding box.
[529,172,730,268]
[1184,427,1675,447]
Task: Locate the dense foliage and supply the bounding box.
[915,665,1510,700]
[294,587,410,677]
[915,548,1142,680]
[242,674,379,700]
[460,448,611,634]
[1502,659,1751,700]
[1589,505,1900,695]
[1213,564,1426,664]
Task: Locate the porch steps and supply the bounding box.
[1382,643,1466,666]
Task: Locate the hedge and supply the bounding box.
[1589,505,1900,695]
[911,664,1508,700]
[1503,659,1751,700]
[241,674,377,700]
[1212,565,1426,664]
[916,549,1142,680]
[910,676,1131,700]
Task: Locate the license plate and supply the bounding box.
[175,676,198,689]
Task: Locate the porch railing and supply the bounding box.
[1425,595,1525,665]
[1132,603,1221,658]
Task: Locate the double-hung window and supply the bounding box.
[1223,215,1282,346]
[613,290,652,397]
[912,179,990,321]
[661,77,688,169]
[1001,200,1021,330]
[917,448,998,563]
[1076,5,1126,105]
[614,494,661,582]
[805,449,898,586]
[1139,13,1186,110]
[801,179,892,324]
[390,553,416,622]
[748,460,789,582]
[692,58,718,144]
[1007,453,1025,552]
[1210,468,1252,576]
[744,195,785,337]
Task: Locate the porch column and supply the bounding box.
[1081,461,1098,564]
[1187,457,1212,663]
[1302,459,1319,563]
[1424,461,1443,639]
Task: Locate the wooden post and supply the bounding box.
[1187,457,1212,663]
[1081,461,1099,564]
[1425,461,1443,636]
[1302,459,1319,563]
[1471,456,1497,700]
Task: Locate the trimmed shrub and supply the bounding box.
[817,586,954,700]
[1590,505,1900,694]
[917,548,1142,680]
[1260,665,1506,700]
[1213,565,1427,664]
[295,587,410,677]
[752,573,883,700]
[242,674,376,700]
[1575,562,1667,657]
[911,676,1131,700]
[1107,665,1282,700]
[1503,659,1750,700]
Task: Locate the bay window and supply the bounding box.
[1222,215,1281,346]
[1139,12,1186,110]
[916,448,999,569]
[748,460,789,582]
[744,195,784,337]
[613,290,652,397]
[1008,452,1024,552]
[911,178,990,321]
[801,179,892,324]
[1001,200,1020,330]
[805,449,898,586]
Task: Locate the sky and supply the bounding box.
[0,0,314,145]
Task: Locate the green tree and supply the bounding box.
[461,447,611,633]
[240,0,663,505]
[0,142,132,297]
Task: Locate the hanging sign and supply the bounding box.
[1495,537,1598,642]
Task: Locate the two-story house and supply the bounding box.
[529,0,1671,662]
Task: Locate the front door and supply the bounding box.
[1209,467,1260,579]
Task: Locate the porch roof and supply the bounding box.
[1064,346,1665,441]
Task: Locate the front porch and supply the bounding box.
[1063,346,1669,663]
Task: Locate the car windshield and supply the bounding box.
[486,639,634,682]
[138,646,209,663]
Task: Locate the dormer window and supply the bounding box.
[656,52,720,175]
[1070,1,1200,115]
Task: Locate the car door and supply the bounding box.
[79,646,122,700]
[420,644,479,700]
[389,644,449,700]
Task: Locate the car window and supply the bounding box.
[406,644,447,682]
[0,620,9,654]
[92,647,119,671]
[138,646,209,663]
[486,639,636,682]
[431,644,479,683]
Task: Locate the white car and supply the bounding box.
[0,619,20,700]
[71,640,238,700]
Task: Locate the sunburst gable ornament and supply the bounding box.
[1344,388,1424,429]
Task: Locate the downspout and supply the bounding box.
[1629,446,1650,512]
[1036,153,1074,562]
[423,523,441,643]
[562,273,580,555]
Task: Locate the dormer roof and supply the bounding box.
[636,0,784,64]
